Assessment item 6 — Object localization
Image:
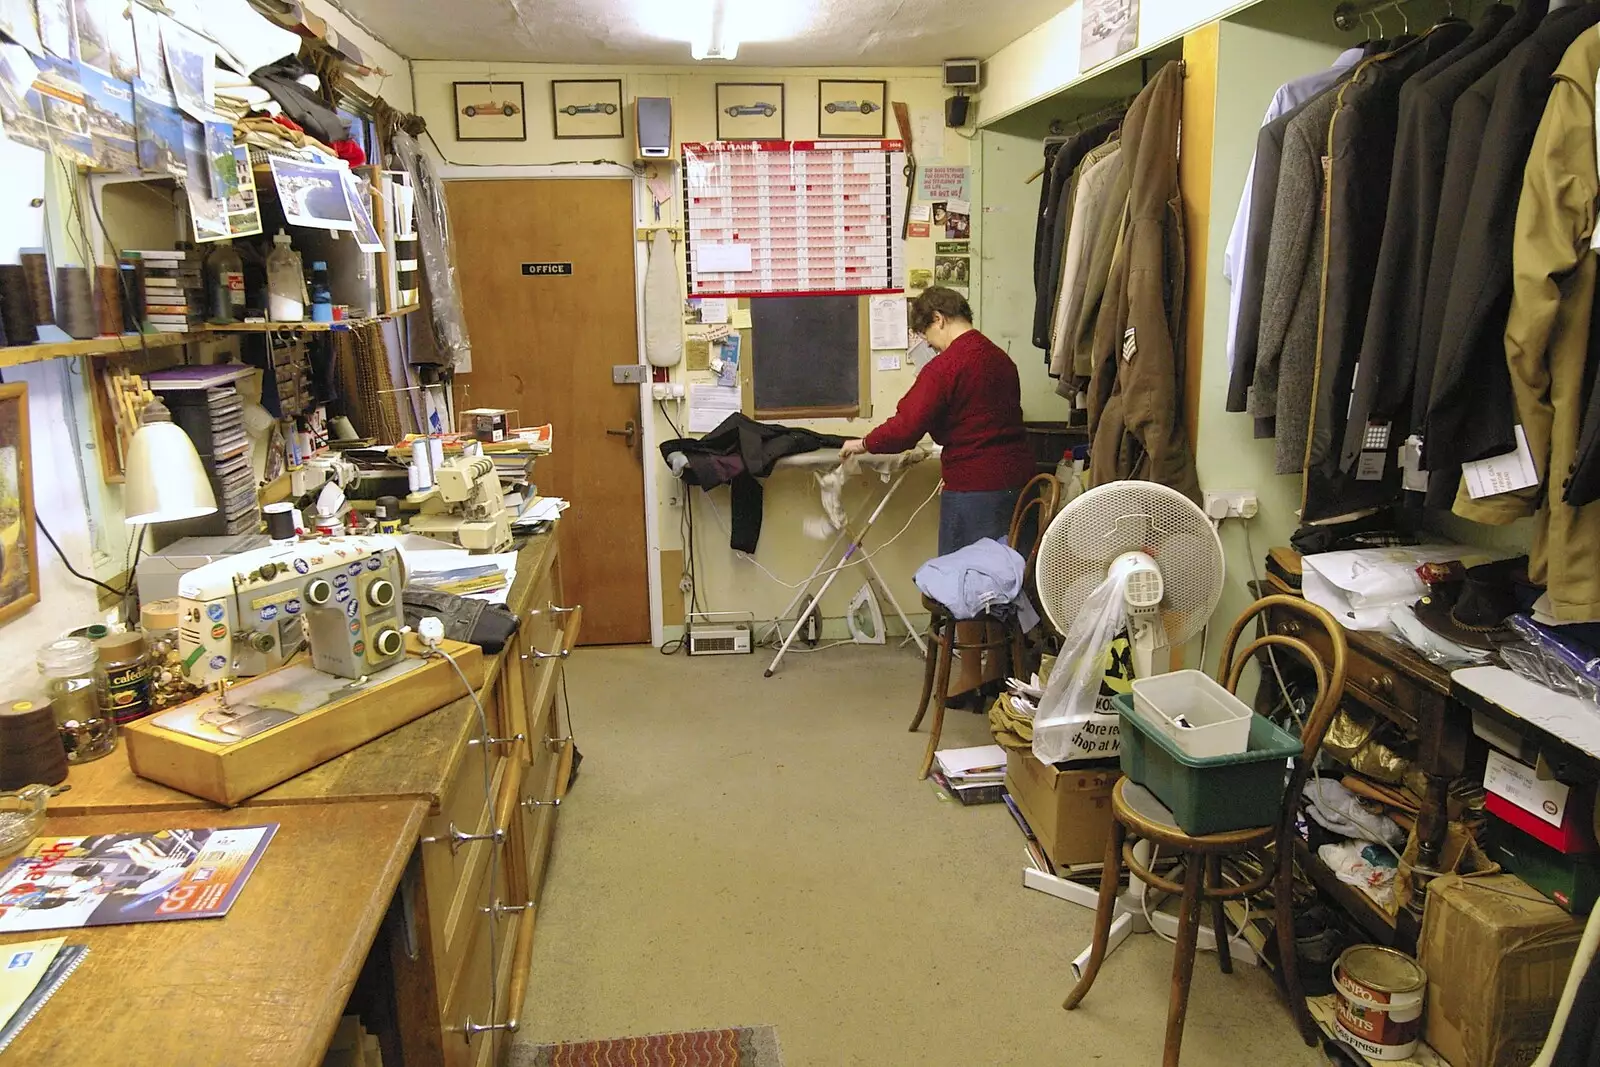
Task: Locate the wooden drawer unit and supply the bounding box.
[421,753,511,1008]
[1269,609,1428,734]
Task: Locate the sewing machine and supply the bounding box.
[177,535,408,687]
[406,455,513,552]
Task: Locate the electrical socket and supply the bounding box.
[1202,489,1259,520]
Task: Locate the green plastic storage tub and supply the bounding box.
[1114,692,1303,836]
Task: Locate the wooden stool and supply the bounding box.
[909,474,1059,779]
[1062,595,1348,1065]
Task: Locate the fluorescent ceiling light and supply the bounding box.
[633,0,813,59]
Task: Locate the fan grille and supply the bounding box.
[1036,481,1224,644]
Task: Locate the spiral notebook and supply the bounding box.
[0,940,87,1052]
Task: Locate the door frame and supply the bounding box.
[439,162,665,647]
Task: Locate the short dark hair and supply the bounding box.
[909,287,973,333]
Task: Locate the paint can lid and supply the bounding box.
[1339,945,1425,994]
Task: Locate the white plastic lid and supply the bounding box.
[37,636,100,676]
[273,229,292,246]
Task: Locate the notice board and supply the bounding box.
[682,140,907,299]
[749,295,868,418]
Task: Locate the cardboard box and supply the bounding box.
[1004,748,1120,868]
[1419,873,1584,1067]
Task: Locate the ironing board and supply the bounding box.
[763,446,938,677]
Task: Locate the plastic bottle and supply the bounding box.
[309,260,333,323]
[204,240,245,323]
[266,229,304,322]
[1056,447,1087,507]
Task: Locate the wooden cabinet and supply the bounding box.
[388,529,579,1067]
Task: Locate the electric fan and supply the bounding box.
[1028,479,1233,973]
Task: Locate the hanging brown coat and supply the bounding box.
[1088,60,1200,501]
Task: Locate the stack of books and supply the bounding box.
[931,745,1008,806]
[126,249,204,332]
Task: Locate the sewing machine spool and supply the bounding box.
[122,636,485,806]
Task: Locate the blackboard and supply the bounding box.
[748,295,867,418]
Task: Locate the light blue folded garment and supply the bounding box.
[914,538,1040,631]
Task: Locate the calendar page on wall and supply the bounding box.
[682,140,907,298]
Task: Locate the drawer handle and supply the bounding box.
[522,647,569,662]
[469,732,526,748]
[522,796,561,810]
[461,1017,518,1042]
[545,734,572,752]
[421,822,507,856]
[480,898,534,919]
[1369,674,1395,697]
[548,603,578,615]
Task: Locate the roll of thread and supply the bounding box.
[117,257,145,332]
[411,438,433,489]
[54,266,97,339]
[19,249,53,325]
[429,436,444,472]
[94,265,123,337]
[0,264,38,345]
[264,501,296,541]
[0,699,69,789]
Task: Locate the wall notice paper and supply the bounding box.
[870,295,908,349]
[1462,426,1540,500]
[269,156,357,233]
[730,307,752,330]
[689,382,741,433]
[697,243,753,273]
[909,202,932,223]
[698,297,729,324]
[877,353,902,371]
[685,337,712,371]
[917,165,969,202]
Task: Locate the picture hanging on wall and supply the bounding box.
[0,382,39,627]
[817,79,886,139]
[716,83,784,141]
[551,78,623,140]
[452,81,526,142]
[1080,0,1140,71]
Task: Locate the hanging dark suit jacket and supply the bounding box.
[1337,6,1520,479]
[1423,4,1600,501]
[1032,120,1119,349]
[659,414,846,553]
[1300,23,1473,523]
[1087,62,1199,500]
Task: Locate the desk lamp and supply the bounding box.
[123,396,217,524]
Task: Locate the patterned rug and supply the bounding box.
[512,1026,783,1067]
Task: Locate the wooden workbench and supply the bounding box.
[6,529,577,1067]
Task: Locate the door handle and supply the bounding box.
[606,420,637,448]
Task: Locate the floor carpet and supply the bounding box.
[512,1025,783,1067]
[511,645,1324,1067]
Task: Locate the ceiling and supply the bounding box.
[326,0,1067,67]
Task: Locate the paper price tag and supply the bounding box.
[1462,425,1540,499]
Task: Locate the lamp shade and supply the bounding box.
[124,420,217,525]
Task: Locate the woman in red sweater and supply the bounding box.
[841,287,1034,555]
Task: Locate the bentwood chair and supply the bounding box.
[910,473,1060,779]
[1063,595,1348,1066]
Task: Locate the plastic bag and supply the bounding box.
[1032,567,1130,764]
[391,130,473,370]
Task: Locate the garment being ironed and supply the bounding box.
[660,413,846,553]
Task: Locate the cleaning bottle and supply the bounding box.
[309,260,333,323]
[266,230,304,322]
[204,240,245,323]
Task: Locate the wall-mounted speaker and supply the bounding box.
[945,96,970,128]
[635,97,673,160]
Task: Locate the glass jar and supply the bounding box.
[142,599,200,712]
[97,631,152,726]
[35,637,116,764]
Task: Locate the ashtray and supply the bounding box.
[0,784,53,858]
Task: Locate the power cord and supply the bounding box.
[35,513,139,600]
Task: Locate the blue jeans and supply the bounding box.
[938,489,1018,556]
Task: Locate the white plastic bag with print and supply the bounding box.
[1032,568,1130,764]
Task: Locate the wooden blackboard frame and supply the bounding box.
[742,295,872,421]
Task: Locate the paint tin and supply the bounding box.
[1332,945,1426,1060]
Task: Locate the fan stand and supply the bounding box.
[1020,641,1259,977]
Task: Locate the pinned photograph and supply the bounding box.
[78,62,136,172]
[817,79,886,139]
[0,43,48,152]
[204,118,237,198]
[453,80,525,142]
[269,156,356,232]
[33,56,93,165]
[341,170,384,254]
[224,144,261,239]
[0,381,39,628]
[134,89,183,176]
[70,0,109,71]
[1081,0,1139,72]
[934,253,969,288]
[0,1,43,58]
[716,83,783,141]
[945,210,969,240]
[161,17,213,121]
[35,0,73,61]
[129,3,170,99]
[183,117,227,241]
[551,78,623,139]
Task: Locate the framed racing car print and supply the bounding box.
[551,78,624,140]
[817,79,886,139]
[716,83,784,141]
[452,81,527,142]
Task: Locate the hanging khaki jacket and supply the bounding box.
[1088,61,1200,500]
[1453,27,1600,621]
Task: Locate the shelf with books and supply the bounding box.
[201,308,417,334]
[0,331,191,369]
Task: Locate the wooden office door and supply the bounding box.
[447,179,650,645]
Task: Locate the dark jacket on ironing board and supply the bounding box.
[660,413,846,554]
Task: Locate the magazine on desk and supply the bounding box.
[0,825,278,932]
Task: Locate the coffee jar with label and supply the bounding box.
[96,631,152,725]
